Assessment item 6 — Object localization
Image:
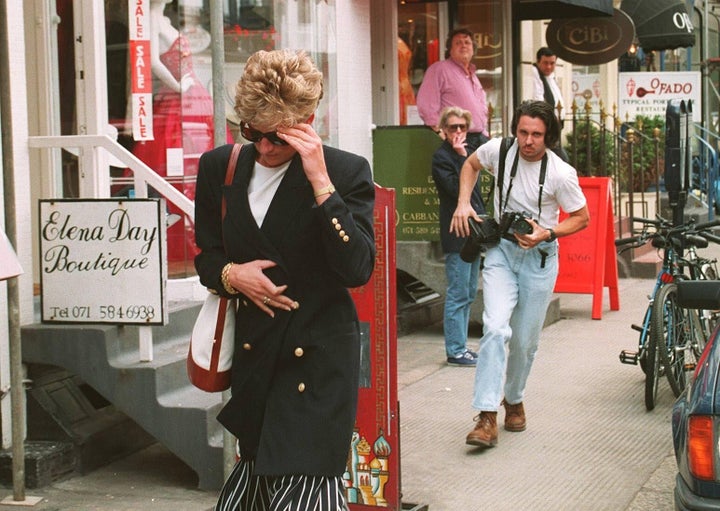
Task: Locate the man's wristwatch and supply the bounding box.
[547,228,557,242]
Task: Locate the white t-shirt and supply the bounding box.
[248,161,291,227]
[476,137,586,228]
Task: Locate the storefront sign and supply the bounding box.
[619,71,701,122]
[129,0,153,141]
[39,199,167,325]
[373,127,495,242]
[546,8,634,66]
[473,30,502,70]
[554,177,619,320]
[372,127,442,241]
[459,2,502,70]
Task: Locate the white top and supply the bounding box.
[532,65,564,117]
[248,161,290,227]
[475,138,586,228]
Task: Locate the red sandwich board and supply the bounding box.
[348,185,400,509]
[554,177,620,320]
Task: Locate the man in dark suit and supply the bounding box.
[432,106,486,366]
[194,49,375,511]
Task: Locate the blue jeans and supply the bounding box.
[472,238,558,410]
[444,252,481,358]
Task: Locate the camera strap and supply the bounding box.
[486,136,514,207]
[498,144,548,219]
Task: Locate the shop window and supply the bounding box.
[55,0,337,276]
[397,0,505,134]
[456,0,503,136]
[398,1,439,125]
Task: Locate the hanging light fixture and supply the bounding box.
[628,37,639,55]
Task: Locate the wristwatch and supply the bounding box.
[547,228,557,242]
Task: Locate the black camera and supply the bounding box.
[460,215,500,262]
[499,211,533,236]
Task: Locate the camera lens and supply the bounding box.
[512,218,533,235]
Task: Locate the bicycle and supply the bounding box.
[617,215,720,411]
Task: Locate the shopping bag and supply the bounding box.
[186,143,241,392]
[187,293,236,392]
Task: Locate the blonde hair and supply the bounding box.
[234,49,324,128]
[439,106,472,129]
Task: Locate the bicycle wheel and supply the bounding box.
[651,282,691,398]
[644,321,660,411]
[637,306,653,376]
[686,308,707,365]
[700,308,719,345]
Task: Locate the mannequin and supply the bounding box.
[131,0,230,266]
[147,0,194,94]
[398,35,416,126]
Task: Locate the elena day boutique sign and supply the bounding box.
[39,199,167,325]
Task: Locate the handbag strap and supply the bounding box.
[221,143,242,220]
[219,144,241,293]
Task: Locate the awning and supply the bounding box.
[517,0,614,20]
[402,0,614,17]
[620,0,695,51]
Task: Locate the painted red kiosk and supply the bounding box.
[347,185,402,509]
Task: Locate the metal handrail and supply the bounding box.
[27,134,194,220]
[28,135,195,362]
[26,134,200,364]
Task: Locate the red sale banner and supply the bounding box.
[129,0,153,141]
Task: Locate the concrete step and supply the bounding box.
[21,303,225,490]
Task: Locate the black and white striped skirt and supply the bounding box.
[215,459,349,511]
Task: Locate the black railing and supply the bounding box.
[559,98,720,238]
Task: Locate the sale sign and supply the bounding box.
[129,0,153,141]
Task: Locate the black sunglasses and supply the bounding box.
[240,122,289,146]
[447,124,468,131]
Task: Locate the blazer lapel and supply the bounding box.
[222,148,310,272]
[260,156,311,243]
[222,147,283,265]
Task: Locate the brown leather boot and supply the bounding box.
[502,399,526,432]
[465,411,498,447]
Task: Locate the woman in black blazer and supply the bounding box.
[431,107,485,367]
[194,49,375,511]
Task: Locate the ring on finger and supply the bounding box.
[262,296,270,305]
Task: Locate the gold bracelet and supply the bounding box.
[221,263,239,295]
[314,184,336,198]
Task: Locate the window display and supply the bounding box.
[54,0,338,274]
[128,0,230,267]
